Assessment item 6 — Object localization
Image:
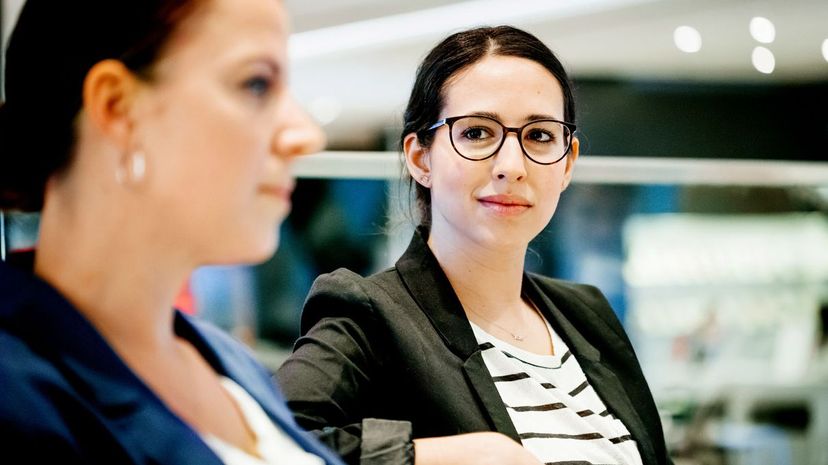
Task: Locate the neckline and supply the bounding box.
[204,377,325,465]
[202,377,265,462]
[470,319,565,369]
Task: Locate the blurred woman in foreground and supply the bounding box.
[0,1,343,464]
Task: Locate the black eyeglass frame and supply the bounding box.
[421,115,577,165]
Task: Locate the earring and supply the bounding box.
[420,174,430,186]
[116,150,147,186]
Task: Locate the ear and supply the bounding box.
[82,59,141,152]
[560,137,580,191]
[403,132,431,187]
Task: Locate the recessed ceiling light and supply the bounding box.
[752,46,775,74]
[822,38,828,62]
[749,17,775,44]
[674,26,702,53]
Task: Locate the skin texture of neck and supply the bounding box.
[35,169,192,359]
[35,173,262,455]
[427,219,528,320]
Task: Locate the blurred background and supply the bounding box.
[3,0,828,463]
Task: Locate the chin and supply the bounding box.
[474,224,538,252]
[251,234,280,264]
[229,232,280,265]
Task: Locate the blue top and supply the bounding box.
[0,259,344,465]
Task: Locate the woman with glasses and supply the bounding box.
[0,0,345,463]
[277,26,670,465]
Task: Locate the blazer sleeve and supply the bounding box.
[275,269,415,465]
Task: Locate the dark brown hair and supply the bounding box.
[400,25,576,228]
[0,0,202,211]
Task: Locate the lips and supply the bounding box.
[477,194,531,207]
[258,182,294,201]
[477,194,532,215]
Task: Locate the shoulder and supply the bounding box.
[0,265,110,456]
[528,273,611,309]
[0,330,80,445]
[527,273,627,338]
[306,267,372,302]
[300,267,403,330]
[306,267,400,303]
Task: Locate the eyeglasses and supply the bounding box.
[422,115,576,165]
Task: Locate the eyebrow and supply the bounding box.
[466,111,562,123]
[526,113,561,122]
[244,57,283,78]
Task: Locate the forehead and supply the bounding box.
[161,0,287,64]
[197,0,286,32]
[441,55,565,121]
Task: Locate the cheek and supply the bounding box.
[430,155,475,208]
[141,112,272,239]
[148,91,266,183]
[535,169,568,218]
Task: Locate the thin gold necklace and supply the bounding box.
[467,299,554,354]
[467,300,538,342]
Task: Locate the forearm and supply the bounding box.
[413,432,542,465]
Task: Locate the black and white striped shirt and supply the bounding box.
[470,320,644,465]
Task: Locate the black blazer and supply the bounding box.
[277,228,670,465]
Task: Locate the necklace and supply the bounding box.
[468,300,555,354]
[467,305,529,342]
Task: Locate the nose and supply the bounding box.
[271,94,326,159]
[492,132,527,182]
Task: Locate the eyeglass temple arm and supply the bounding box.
[426,119,448,131]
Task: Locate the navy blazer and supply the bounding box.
[0,259,344,465]
[277,227,671,465]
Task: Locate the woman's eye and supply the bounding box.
[462,127,493,141]
[526,129,554,143]
[243,76,272,97]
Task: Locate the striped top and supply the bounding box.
[470,320,643,465]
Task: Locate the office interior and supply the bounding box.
[2,0,828,463]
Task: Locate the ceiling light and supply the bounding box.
[822,38,828,62]
[749,17,775,44]
[752,46,775,74]
[674,26,702,53]
[289,0,660,59]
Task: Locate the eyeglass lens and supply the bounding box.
[450,116,570,163]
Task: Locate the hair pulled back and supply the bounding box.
[0,0,201,211]
[400,25,576,228]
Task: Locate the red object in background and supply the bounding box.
[174,277,197,315]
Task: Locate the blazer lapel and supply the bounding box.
[523,276,657,465]
[578,360,657,465]
[462,352,521,441]
[393,229,659,461]
[1,265,221,465]
[395,227,520,442]
[177,314,344,465]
